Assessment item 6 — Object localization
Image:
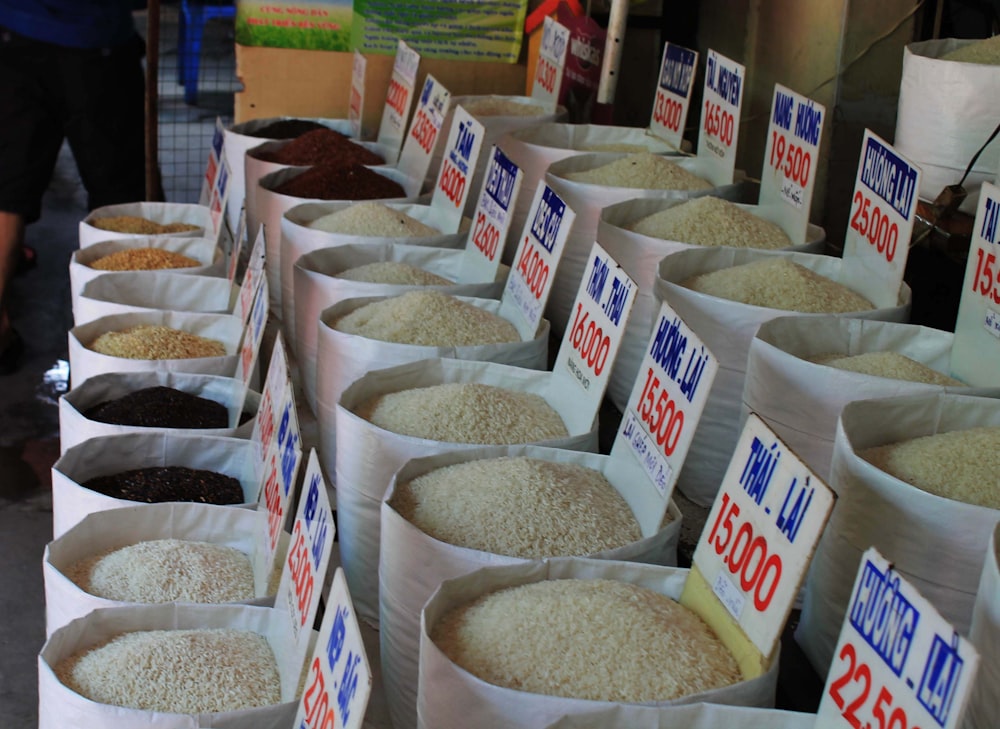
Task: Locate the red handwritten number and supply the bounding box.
[516,241,549,299]
[705,492,782,611]
[703,100,734,146]
[472,212,500,261]
[438,160,465,207]
[410,110,436,154]
[653,93,683,133]
[636,367,684,456]
[828,642,872,729]
[386,78,407,115]
[536,57,556,94]
[850,190,899,262]
[769,131,812,187]
[569,302,611,375]
[972,247,1000,305]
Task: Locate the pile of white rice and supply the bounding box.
[681,258,874,313]
[861,426,1000,509]
[335,261,453,285]
[65,539,255,604]
[334,290,519,346]
[431,578,741,702]
[392,457,643,558]
[56,628,281,713]
[357,383,568,444]
[941,35,1000,64]
[308,202,440,237]
[461,98,547,117]
[628,196,792,249]
[561,153,713,191]
[810,351,964,386]
[581,142,657,153]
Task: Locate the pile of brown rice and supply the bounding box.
[561,153,713,191]
[628,196,792,249]
[88,248,201,271]
[55,628,281,713]
[335,261,453,286]
[333,290,518,346]
[357,383,568,444]
[90,216,201,235]
[681,258,874,313]
[65,539,255,604]
[810,351,964,386]
[392,457,642,558]
[860,426,1000,509]
[308,202,440,237]
[431,578,741,702]
[88,325,226,360]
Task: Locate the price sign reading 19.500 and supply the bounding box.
[691,414,835,656]
[649,42,698,149]
[814,549,979,729]
[697,49,745,186]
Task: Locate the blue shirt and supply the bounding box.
[0,1,143,50]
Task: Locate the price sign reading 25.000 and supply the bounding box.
[692,414,835,656]
[815,549,979,729]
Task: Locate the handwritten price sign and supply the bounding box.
[692,414,834,656]
[200,116,226,206]
[235,274,268,388]
[815,549,979,729]
[294,568,372,729]
[649,42,698,149]
[532,16,570,110]
[430,105,484,232]
[348,52,366,139]
[460,145,523,282]
[698,49,744,186]
[396,74,450,196]
[377,40,420,159]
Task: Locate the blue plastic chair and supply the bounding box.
[177,0,236,105]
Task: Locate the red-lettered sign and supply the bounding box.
[236,227,266,325]
[208,156,231,241]
[460,145,523,283]
[531,16,570,112]
[692,414,835,656]
[227,205,248,285]
[815,549,979,729]
[950,180,1000,385]
[759,84,825,245]
[396,74,450,197]
[613,300,718,512]
[698,49,745,186]
[499,184,574,339]
[294,568,372,729]
[235,274,268,388]
[199,116,226,206]
[649,42,698,150]
[349,51,366,140]
[551,242,636,418]
[377,40,420,161]
[841,129,921,308]
[430,105,485,233]
[250,332,289,454]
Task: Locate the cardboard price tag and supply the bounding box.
[698,49,745,186]
[199,116,226,206]
[377,40,421,161]
[532,16,570,111]
[208,156,231,242]
[612,300,718,508]
[459,145,523,283]
[684,414,835,670]
[841,130,921,308]
[815,548,980,729]
[227,205,248,285]
[551,242,636,417]
[349,51,366,140]
[759,84,826,245]
[649,42,698,150]
[499,184,575,339]
[950,180,1000,386]
[235,275,268,388]
[250,332,290,454]
[277,450,334,647]
[294,568,372,729]
[396,74,451,197]
[236,227,266,325]
[430,105,485,233]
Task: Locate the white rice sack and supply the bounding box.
[70,237,224,318]
[743,316,985,484]
[280,200,469,356]
[59,371,259,455]
[314,293,548,471]
[542,703,815,729]
[895,38,1000,214]
[38,603,306,729]
[255,165,417,322]
[334,357,600,625]
[225,116,355,234]
[655,247,911,507]
[418,558,779,729]
[294,241,506,414]
[44,502,269,637]
[598,197,826,413]
[68,311,243,389]
[796,392,1000,678]
[967,524,1000,729]
[380,445,682,729]
[51,432,261,539]
[80,202,212,248]
[544,152,745,337]
[76,272,237,326]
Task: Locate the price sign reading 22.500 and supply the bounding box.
[692,414,835,656]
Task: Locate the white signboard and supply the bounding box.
[199,116,226,206]
[348,51,366,139]
[235,274,268,388]
[698,49,745,186]
[429,105,485,233]
[531,16,570,111]
[396,74,451,197]
[377,40,420,161]
[649,42,698,150]
[815,549,980,729]
[460,145,523,282]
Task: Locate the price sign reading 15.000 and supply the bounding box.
[692,414,835,656]
[815,549,979,729]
